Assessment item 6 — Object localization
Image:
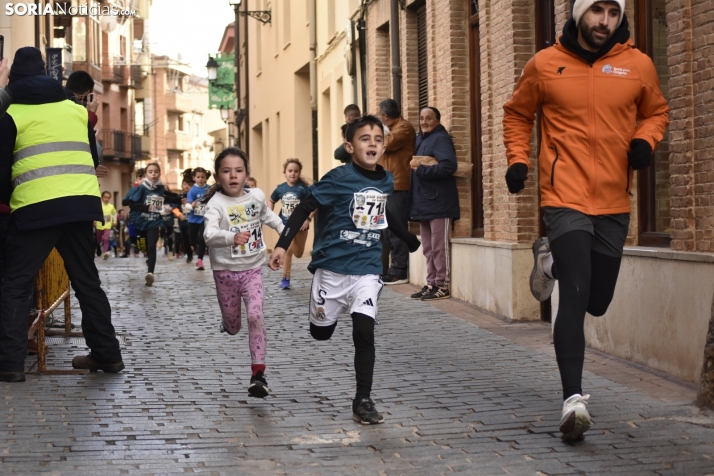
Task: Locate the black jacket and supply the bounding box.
[407,124,460,221]
[0,75,101,231]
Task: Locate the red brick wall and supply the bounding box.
[668,0,714,251]
[479,0,539,243]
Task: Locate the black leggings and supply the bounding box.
[310,313,375,399]
[136,227,160,274]
[187,222,206,259]
[550,230,623,400]
[180,224,192,259]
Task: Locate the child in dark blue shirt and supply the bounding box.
[186,167,212,270]
[269,158,311,290]
[269,115,420,425]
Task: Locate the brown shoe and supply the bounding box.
[72,354,125,373]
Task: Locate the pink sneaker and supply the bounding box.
[196,259,204,270]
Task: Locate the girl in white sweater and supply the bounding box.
[202,147,284,398]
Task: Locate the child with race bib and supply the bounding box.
[269,115,421,424]
[123,162,181,286]
[203,147,284,398]
[96,191,117,260]
[269,158,311,289]
[187,167,211,270]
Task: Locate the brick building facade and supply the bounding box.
[362,0,714,385]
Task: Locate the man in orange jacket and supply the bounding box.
[503,0,668,441]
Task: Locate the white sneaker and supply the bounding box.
[145,273,154,287]
[102,252,110,260]
[559,394,590,441]
[530,237,555,302]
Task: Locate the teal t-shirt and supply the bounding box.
[308,163,394,276]
[270,182,310,225]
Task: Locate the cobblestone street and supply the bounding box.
[2,254,714,475]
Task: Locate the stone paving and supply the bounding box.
[2,254,714,475]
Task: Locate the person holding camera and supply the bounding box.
[0,47,124,382]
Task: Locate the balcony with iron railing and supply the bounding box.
[98,129,141,161]
[101,55,125,84]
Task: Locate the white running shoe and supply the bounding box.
[530,237,556,302]
[559,394,591,441]
[102,252,110,260]
[145,273,154,287]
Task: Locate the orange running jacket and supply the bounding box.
[503,38,669,215]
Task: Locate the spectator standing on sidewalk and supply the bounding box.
[377,99,416,284]
[502,0,669,440]
[407,107,459,301]
[0,47,125,381]
[334,104,362,164]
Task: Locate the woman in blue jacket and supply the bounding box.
[407,107,460,302]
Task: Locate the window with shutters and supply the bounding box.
[417,5,428,110]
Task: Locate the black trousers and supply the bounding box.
[0,220,122,372]
[187,222,206,260]
[136,227,160,274]
[180,223,192,259]
[310,313,375,399]
[550,230,623,400]
[382,190,409,278]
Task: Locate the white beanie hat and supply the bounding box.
[573,0,625,29]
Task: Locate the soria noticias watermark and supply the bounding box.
[5,2,137,17]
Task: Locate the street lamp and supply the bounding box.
[220,106,230,123]
[205,57,218,81]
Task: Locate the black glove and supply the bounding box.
[505,163,528,194]
[628,139,652,170]
[406,233,421,253]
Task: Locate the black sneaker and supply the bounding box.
[411,285,431,299]
[421,286,450,301]
[248,371,269,398]
[381,274,408,285]
[352,397,384,425]
[0,371,26,382]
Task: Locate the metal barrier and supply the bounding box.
[28,248,86,374]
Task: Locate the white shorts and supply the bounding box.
[309,269,383,326]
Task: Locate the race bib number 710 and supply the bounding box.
[352,192,388,230]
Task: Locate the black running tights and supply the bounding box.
[550,231,623,400]
[187,222,206,260]
[310,313,375,399]
[136,227,160,274]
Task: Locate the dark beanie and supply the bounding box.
[9,47,46,83]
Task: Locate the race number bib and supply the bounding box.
[193,203,206,216]
[145,195,164,213]
[352,192,388,230]
[104,214,113,224]
[281,195,300,219]
[230,221,265,257]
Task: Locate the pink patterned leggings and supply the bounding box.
[212,267,267,365]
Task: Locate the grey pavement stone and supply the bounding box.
[0,255,712,474]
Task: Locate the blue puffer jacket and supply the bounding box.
[407,124,460,221]
[123,183,179,231]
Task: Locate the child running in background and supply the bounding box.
[127,168,145,258]
[96,191,117,260]
[202,147,284,398]
[179,175,194,262]
[269,158,311,289]
[123,162,181,286]
[269,115,421,424]
[246,177,257,189]
[187,167,211,270]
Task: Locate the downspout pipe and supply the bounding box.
[358,14,367,114]
[350,20,358,105]
[309,0,318,182]
[389,0,402,108]
[244,0,250,156]
[233,7,241,149]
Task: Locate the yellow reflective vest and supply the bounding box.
[7,100,100,212]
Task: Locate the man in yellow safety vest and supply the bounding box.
[0,47,124,382]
